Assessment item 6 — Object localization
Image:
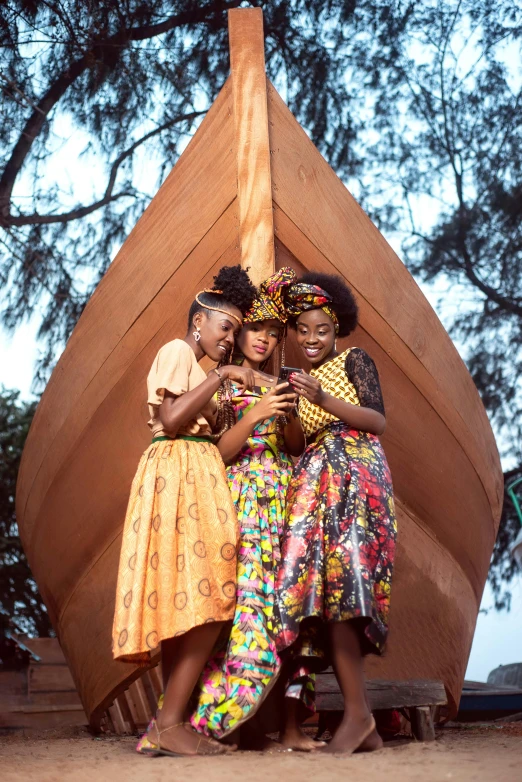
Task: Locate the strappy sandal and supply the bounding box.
[144,721,229,757]
[136,694,164,755]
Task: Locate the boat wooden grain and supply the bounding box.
[16,8,503,728]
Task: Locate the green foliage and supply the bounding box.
[0,387,52,637]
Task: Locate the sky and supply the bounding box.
[1,315,521,683]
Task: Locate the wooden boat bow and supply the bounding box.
[16,8,503,727]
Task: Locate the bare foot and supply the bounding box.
[280,727,326,752]
[147,720,229,756]
[322,714,376,755]
[356,726,383,752]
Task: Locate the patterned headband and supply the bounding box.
[243,267,297,336]
[194,289,243,326]
[285,282,340,334]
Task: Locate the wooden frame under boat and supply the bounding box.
[16,8,503,729]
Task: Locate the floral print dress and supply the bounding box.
[189,385,313,738]
[276,348,397,661]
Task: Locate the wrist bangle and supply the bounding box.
[213,367,223,382]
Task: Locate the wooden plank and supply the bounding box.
[0,708,87,731]
[29,690,83,707]
[316,676,447,711]
[108,701,127,736]
[0,670,27,700]
[147,665,163,700]
[118,692,137,734]
[28,664,76,693]
[410,706,435,741]
[11,704,85,714]
[229,8,274,283]
[140,670,161,713]
[11,636,66,664]
[125,678,151,728]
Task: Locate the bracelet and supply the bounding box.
[213,367,223,381]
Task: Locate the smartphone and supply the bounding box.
[276,366,303,394]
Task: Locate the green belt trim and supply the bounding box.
[151,435,211,443]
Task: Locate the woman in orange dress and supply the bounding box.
[112,265,257,757]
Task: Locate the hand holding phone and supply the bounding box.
[276,366,303,394]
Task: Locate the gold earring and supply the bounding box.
[193,327,201,342]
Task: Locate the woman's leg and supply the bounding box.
[148,622,230,755]
[324,620,381,754]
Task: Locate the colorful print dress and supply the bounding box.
[190,385,313,738]
[276,348,397,660]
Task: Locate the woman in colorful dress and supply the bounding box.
[276,271,397,755]
[112,265,258,757]
[189,268,321,751]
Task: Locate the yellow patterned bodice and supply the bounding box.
[298,349,360,438]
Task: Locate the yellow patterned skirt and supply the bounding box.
[112,437,239,664]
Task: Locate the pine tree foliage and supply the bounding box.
[0,388,52,639]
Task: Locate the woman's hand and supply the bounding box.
[290,372,325,406]
[252,383,297,423]
[221,364,256,391]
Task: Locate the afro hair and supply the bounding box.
[293,271,359,337]
[187,264,257,329]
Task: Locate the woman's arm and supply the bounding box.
[217,384,296,464]
[216,408,260,464]
[159,365,257,436]
[159,373,221,436]
[290,373,386,436]
[320,392,385,435]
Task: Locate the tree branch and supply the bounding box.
[4,110,206,227]
[409,227,522,318]
[0,1,241,219]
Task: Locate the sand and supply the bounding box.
[1,724,521,782]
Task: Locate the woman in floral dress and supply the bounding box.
[189,268,321,750]
[276,272,397,755]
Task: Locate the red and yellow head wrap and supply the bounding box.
[243,267,297,333]
[285,282,339,334]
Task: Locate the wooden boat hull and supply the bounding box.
[16,10,502,726]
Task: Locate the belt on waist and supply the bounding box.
[152,435,211,444]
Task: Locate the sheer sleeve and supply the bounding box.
[345,348,385,416]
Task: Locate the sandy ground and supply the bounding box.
[1,724,521,782]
